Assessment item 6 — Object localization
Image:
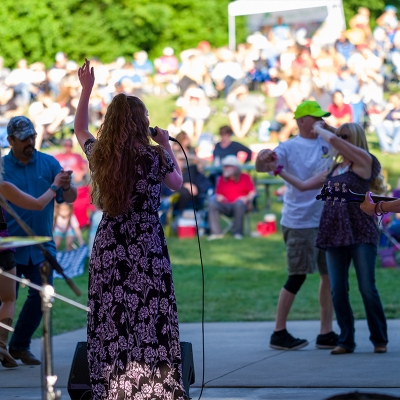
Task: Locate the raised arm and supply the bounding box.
[279,169,326,191]
[0,172,64,210]
[313,121,372,179]
[75,59,95,150]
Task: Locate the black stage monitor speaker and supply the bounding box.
[68,341,195,400]
[180,341,196,396]
[67,342,91,400]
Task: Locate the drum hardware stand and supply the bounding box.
[0,194,89,399]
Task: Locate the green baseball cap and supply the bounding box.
[294,100,331,119]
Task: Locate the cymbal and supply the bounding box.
[0,236,52,249]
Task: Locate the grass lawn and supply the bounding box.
[18,201,400,338]
[14,93,400,337]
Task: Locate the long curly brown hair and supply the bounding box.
[88,94,166,216]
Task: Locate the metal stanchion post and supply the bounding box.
[40,261,61,400]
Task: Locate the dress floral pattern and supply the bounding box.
[84,138,187,400]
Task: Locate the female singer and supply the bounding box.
[74,59,187,399]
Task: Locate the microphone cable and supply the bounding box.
[172,138,205,400]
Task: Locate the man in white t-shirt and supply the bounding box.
[256,100,338,350]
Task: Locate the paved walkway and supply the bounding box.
[1,320,399,400]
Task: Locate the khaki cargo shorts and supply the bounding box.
[281,226,327,276]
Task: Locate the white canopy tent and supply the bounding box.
[228,0,345,50]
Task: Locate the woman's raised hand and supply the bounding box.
[78,58,95,91]
[312,120,325,135]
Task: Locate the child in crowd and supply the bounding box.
[53,202,85,250]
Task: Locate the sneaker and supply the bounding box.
[207,234,224,241]
[316,331,339,349]
[233,234,243,240]
[270,330,309,350]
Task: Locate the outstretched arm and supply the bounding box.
[278,169,326,191]
[361,192,400,215]
[75,58,95,151]
[0,172,65,210]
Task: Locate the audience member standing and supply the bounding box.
[275,122,388,355]
[255,101,337,350]
[3,116,77,365]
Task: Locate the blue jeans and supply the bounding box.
[374,120,400,153]
[326,244,388,351]
[9,260,53,351]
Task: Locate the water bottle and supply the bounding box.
[258,121,270,142]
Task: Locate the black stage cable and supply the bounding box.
[173,138,205,400]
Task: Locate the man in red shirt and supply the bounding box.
[208,155,256,240]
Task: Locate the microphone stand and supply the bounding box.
[0,194,88,399]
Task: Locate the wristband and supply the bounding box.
[63,185,71,191]
[380,202,388,215]
[273,165,284,176]
[374,201,388,225]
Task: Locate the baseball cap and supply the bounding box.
[221,155,240,167]
[384,5,397,12]
[7,116,37,140]
[294,101,331,119]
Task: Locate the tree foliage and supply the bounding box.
[0,0,247,67]
[1,0,399,68]
[342,0,400,29]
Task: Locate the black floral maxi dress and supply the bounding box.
[84,139,188,400]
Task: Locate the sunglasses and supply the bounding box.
[336,134,349,140]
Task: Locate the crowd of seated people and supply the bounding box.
[2,4,400,242]
[2,5,400,151]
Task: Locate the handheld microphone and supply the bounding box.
[149,127,177,142]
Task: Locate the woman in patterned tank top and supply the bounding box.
[272,121,388,355]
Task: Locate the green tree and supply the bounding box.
[342,0,400,29]
[0,0,247,67]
